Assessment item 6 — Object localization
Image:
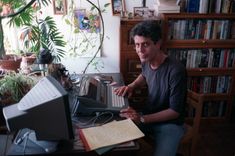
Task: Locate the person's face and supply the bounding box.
[133,35,160,63]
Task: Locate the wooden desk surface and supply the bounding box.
[0,134,13,156]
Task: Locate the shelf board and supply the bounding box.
[161,13,235,19]
[187,68,235,76]
[188,90,233,101]
[164,40,235,49]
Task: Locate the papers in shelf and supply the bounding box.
[154,0,180,14]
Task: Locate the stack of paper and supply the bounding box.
[154,0,180,14]
[78,119,144,152]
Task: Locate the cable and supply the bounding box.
[92,111,114,126]
[14,131,30,145]
[71,95,80,116]
[14,129,24,145]
[14,129,31,155]
[73,111,114,128]
[23,131,30,155]
[73,114,99,127]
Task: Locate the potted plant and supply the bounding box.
[0,0,51,58]
[0,54,22,72]
[1,0,108,73]
[0,0,65,73]
[0,71,37,131]
[0,72,37,105]
[19,15,66,63]
[0,1,23,72]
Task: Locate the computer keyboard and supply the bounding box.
[111,86,125,108]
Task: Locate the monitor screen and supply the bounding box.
[3,76,74,142]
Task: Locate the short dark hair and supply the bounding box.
[130,20,161,43]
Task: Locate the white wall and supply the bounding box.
[60,0,123,74]
[52,0,157,74]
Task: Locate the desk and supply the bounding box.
[2,73,140,156]
[2,133,139,156]
[3,117,140,156]
[0,134,13,156]
[1,133,139,156]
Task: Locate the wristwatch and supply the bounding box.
[140,116,145,123]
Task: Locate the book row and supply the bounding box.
[187,76,232,94]
[186,0,234,14]
[202,101,227,117]
[187,100,227,117]
[168,49,235,68]
[167,19,234,40]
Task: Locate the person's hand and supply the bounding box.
[114,85,133,98]
[119,107,141,124]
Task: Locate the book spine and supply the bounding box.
[187,0,200,12]
[78,129,91,151]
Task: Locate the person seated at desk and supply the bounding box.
[114,20,187,156]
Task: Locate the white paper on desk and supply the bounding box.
[79,119,145,151]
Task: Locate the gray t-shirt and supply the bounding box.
[141,57,187,124]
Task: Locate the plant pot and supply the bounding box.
[0,54,22,72]
[0,96,16,132]
[0,97,16,106]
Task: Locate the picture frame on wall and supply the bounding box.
[74,9,101,33]
[148,9,155,18]
[133,7,149,18]
[74,9,87,30]
[53,0,67,15]
[111,0,125,16]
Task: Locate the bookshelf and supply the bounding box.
[161,13,235,123]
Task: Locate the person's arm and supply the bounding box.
[127,74,146,90]
[120,107,179,124]
[114,74,146,97]
[140,109,179,124]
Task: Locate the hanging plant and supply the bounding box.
[0,0,51,58]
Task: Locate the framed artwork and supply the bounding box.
[74,9,87,30]
[111,0,125,16]
[74,9,101,33]
[133,7,149,18]
[148,9,155,18]
[53,0,67,15]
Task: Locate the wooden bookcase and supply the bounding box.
[119,18,160,109]
[161,13,235,123]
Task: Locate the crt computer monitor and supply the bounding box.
[2,75,74,152]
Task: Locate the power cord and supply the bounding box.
[73,111,114,128]
[14,129,31,155]
[23,132,29,155]
[92,111,114,126]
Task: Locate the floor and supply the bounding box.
[196,122,235,156]
[137,119,235,156]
